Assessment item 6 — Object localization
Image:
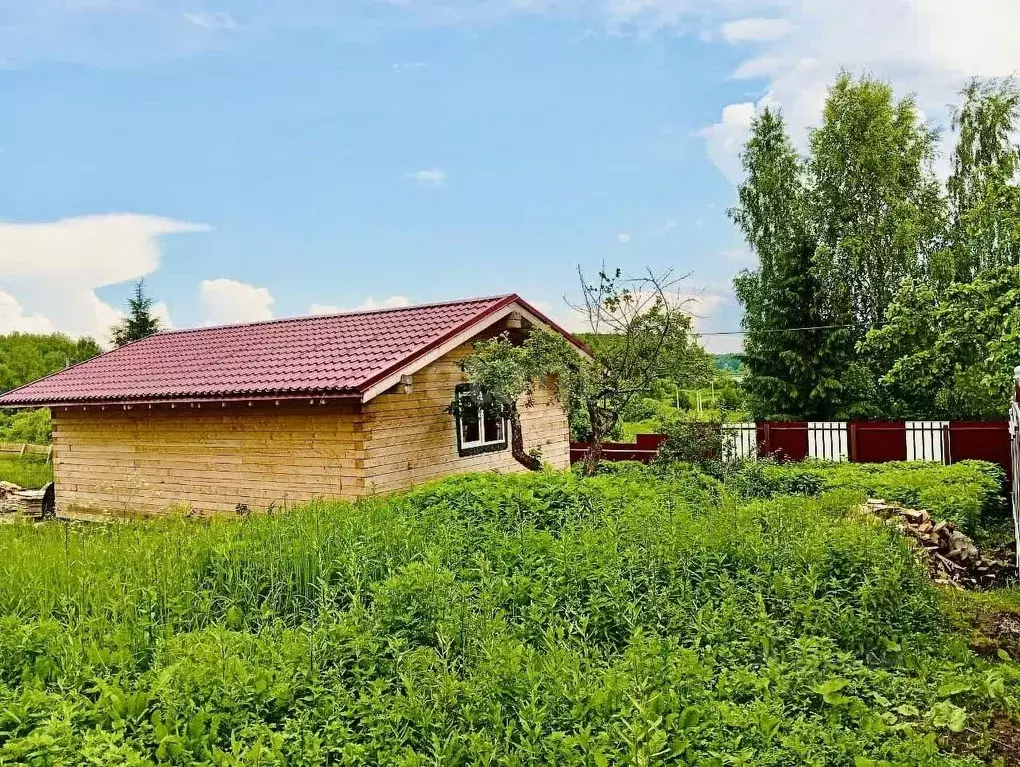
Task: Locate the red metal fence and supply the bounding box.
[570,420,1012,481]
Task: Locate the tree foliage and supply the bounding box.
[0,331,101,444]
[452,329,573,471]
[110,280,163,347]
[733,72,1020,420]
[0,332,101,393]
[808,73,944,328]
[729,101,870,420]
[860,266,1020,420]
[947,77,1020,282]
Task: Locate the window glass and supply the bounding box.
[456,385,507,451]
[461,407,481,443]
[483,412,502,443]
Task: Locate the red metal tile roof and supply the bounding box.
[0,294,578,407]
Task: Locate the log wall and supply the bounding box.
[49,335,571,517]
[51,403,365,517]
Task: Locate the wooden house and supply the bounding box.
[0,295,585,518]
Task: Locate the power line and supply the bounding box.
[693,323,871,337]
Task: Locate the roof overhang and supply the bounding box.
[37,393,363,411]
[359,298,590,403]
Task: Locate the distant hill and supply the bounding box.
[713,354,744,374]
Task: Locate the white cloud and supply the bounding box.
[309,295,412,314]
[0,290,56,334]
[153,301,174,330]
[0,214,207,342]
[697,102,756,185]
[392,61,426,73]
[406,168,447,188]
[700,0,1020,181]
[617,232,631,244]
[200,279,275,325]
[183,11,238,31]
[722,17,791,43]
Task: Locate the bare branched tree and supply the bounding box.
[567,266,711,475]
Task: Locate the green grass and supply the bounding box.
[0,468,1017,764]
[0,454,52,488]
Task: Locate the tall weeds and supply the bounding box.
[0,469,1015,765]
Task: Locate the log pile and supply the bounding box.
[860,499,1008,589]
[12,489,48,518]
[0,482,53,519]
[0,481,21,515]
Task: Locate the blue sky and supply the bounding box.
[2,1,1018,352]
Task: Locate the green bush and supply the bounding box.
[730,460,1006,533]
[0,470,1015,765]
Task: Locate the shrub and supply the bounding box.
[0,471,1015,765]
[730,459,1006,533]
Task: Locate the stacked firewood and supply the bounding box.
[860,499,1008,589]
[0,481,21,514]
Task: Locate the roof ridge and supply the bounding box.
[151,293,517,338]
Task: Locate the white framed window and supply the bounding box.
[455,385,508,456]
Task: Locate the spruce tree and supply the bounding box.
[110,280,163,347]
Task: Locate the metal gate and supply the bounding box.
[1011,369,1020,571]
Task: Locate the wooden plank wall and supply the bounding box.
[363,341,570,494]
[51,403,364,517]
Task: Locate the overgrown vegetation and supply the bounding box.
[730,460,1006,537]
[0,454,53,489]
[0,470,1017,765]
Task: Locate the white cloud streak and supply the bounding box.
[309,296,411,314]
[183,11,238,31]
[406,168,447,188]
[721,17,791,43]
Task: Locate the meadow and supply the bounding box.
[0,466,1017,765]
